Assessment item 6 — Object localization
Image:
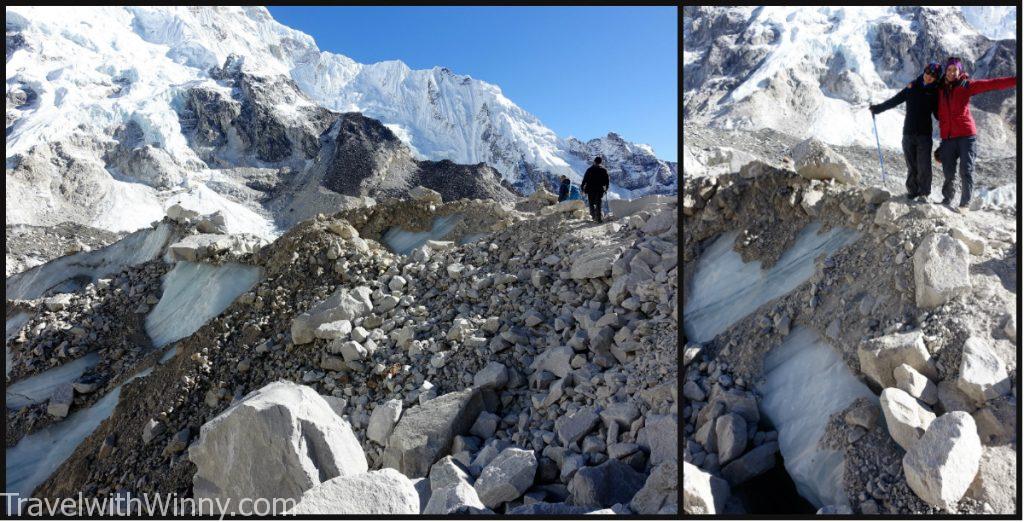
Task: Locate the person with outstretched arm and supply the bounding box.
[580,157,610,223]
[935,56,1017,213]
[870,62,941,202]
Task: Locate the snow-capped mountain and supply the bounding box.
[683,6,1017,158]
[6,6,675,236]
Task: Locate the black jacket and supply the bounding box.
[871,75,938,136]
[558,179,570,201]
[580,165,609,196]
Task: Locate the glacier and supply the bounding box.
[5,6,675,236]
[5,222,175,301]
[6,353,102,410]
[381,214,463,255]
[4,350,169,511]
[683,223,859,343]
[758,326,877,509]
[144,261,263,348]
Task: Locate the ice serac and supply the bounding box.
[5,222,174,301]
[683,222,858,343]
[144,261,263,348]
[5,355,165,510]
[758,327,876,508]
[6,352,102,409]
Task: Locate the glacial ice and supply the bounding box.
[5,222,174,301]
[5,354,164,510]
[758,326,877,508]
[381,213,463,255]
[6,352,102,410]
[144,261,263,348]
[683,222,858,343]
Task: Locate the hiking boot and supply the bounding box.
[914,195,929,203]
[940,197,952,206]
[956,206,969,215]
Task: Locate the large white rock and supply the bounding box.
[956,337,1010,404]
[875,200,910,227]
[286,469,419,514]
[383,388,492,478]
[367,399,403,445]
[790,138,861,184]
[630,460,677,514]
[893,364,938,405]
[857,330,934,389]
[425,481,487,515]
[879,387,936,451]
[682,461,728,515]
[903,411,982,511]
[913,234,971,309]
[190,381,368,512]
[473,447,538,508]
[291,286,373,345]
[570,243,623,279]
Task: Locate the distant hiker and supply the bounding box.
[934,56,1017,213]
[580,157,609,223]
[869,62,941,202]
[557,175,571,202]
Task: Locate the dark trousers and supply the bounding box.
[940,136,977,207]
[586,192,604,222]
[901,134,932,197]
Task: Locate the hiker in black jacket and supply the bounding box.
[869,62,941,201]
[580,157,610,223]
[557,175,571,202]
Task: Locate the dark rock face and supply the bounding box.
[320,113,405,195]
[413,160,519,205]
[178,56,337,167]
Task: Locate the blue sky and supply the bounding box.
[267,6,678,161]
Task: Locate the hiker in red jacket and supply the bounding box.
[935,56,1017,213]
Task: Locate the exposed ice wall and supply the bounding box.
[6,353,102,410]
[381,214,463,255]
[4,356,163,510]
[5,222,174,301]
[758,327,877,508]
[683,223,858,343]
[144,261,263,348]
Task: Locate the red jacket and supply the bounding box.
[937,74,1017,140]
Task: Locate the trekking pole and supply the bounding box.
[871,110,888,184]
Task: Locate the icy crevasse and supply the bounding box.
[758,326,877,508]
[381,214,463,255]
[144,261,263,348]
[683,222,858,343]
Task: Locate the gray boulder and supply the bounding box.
[913,233,971,309]
[291,286,373,345]
[903,412,982,510]
[790,138,861,184]
[630,460,677,514]
[286,469,419,514]
[568,459,646,509]
[425,481,487,515]
[721,441,778,485]
[857,330,934,389]
[367,399,403,445]
[190,381,368,513]
[956,337,1010,404]
[473,447,538,508]
[383,388,493,478]
[880,388,936,451]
